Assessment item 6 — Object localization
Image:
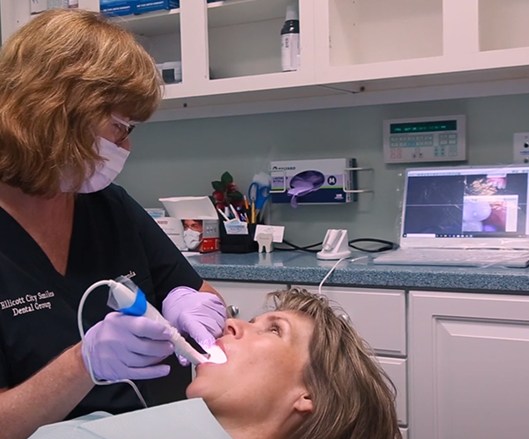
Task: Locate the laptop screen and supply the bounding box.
[399,165,529,249]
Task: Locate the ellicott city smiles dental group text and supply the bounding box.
[0,290,55,316]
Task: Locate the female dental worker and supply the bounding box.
[0,9,226,439]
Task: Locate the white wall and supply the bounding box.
[117,93,529,246]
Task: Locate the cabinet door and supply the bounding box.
[319,286,406,356]
[208,281,287,321]
[410,291,529,439]
[377,357,407,427]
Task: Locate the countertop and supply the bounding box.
[185,250,529,294]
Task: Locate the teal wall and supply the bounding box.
[117,93,529,246]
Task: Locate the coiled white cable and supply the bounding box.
[77,280,148,408]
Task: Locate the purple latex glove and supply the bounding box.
[162,286,226,366]
[288,181,315,208]
[82,312,174,381]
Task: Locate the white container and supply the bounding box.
[30,0,48,14]
[157,61,182,84]
[46,0,69,8]
[280,1,300,72]
[158,196,220,253]
[155,217,185,250]
[144,207,165,219]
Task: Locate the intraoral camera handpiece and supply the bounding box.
[107,276,226,365]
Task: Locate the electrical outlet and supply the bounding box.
[513,132,529,164]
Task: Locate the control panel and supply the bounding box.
[383,115,466,164]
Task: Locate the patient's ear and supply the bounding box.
[294,392,313,414]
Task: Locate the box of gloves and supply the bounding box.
[270,158,358,205]
[134,0,179,15]
[99,0,135,16]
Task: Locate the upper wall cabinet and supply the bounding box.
[125,1,325,113]
[0,0,100,40]
[3,0,529,120]
[314,0,529,94]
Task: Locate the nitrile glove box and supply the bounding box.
[134,0,179,14]
[270,158,358,205]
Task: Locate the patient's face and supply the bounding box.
[187,310,314,418]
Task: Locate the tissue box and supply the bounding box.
[270,158,358,205]
[155,216,184,250]
[159,196,219,253]
[134,0,179,14]
[190,219,219,253]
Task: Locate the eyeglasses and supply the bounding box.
[111,114,136,144]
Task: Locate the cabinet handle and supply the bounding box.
[227,305,239,317]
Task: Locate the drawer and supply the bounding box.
[378,356,408,427]
[208,281,287,321]
[318,286,406,356]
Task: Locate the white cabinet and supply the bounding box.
[318,286,407,427]
[3,0,529,119]
[119,0,321,120]
[0,0,99,40]
[409,290,529,439]
[314,0,529,83]
[377,356,408,430]
[318,286,407,356]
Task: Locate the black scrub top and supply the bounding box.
[0,184,203,418]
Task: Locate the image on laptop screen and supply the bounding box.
[399,165,529,249]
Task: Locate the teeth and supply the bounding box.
[205,345,227,364]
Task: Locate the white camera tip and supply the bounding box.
[205,345,227,364]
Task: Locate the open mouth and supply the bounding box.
[204,342,227,364]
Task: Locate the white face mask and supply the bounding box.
[61,137,130,193]
[183,229,202,250]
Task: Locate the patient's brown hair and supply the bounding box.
[268,287,402,439]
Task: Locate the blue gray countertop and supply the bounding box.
[185,250,529,294]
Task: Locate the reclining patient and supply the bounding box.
[31,287,401,439]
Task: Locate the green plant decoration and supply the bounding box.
[211,171,244,209]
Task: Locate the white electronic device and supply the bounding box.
[383,115,466,164]
[317,229,352,260]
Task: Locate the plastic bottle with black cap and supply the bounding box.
[281,1,300,72]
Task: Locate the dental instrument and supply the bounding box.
[78,276,226,407]
[108,276,224,365]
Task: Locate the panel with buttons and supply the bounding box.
[383,115,466,164]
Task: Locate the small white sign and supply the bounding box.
[224,221,249,235]
[254,225,285,243]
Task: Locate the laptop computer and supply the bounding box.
[373,164,529,268]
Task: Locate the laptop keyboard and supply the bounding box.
[373,248,529,268]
